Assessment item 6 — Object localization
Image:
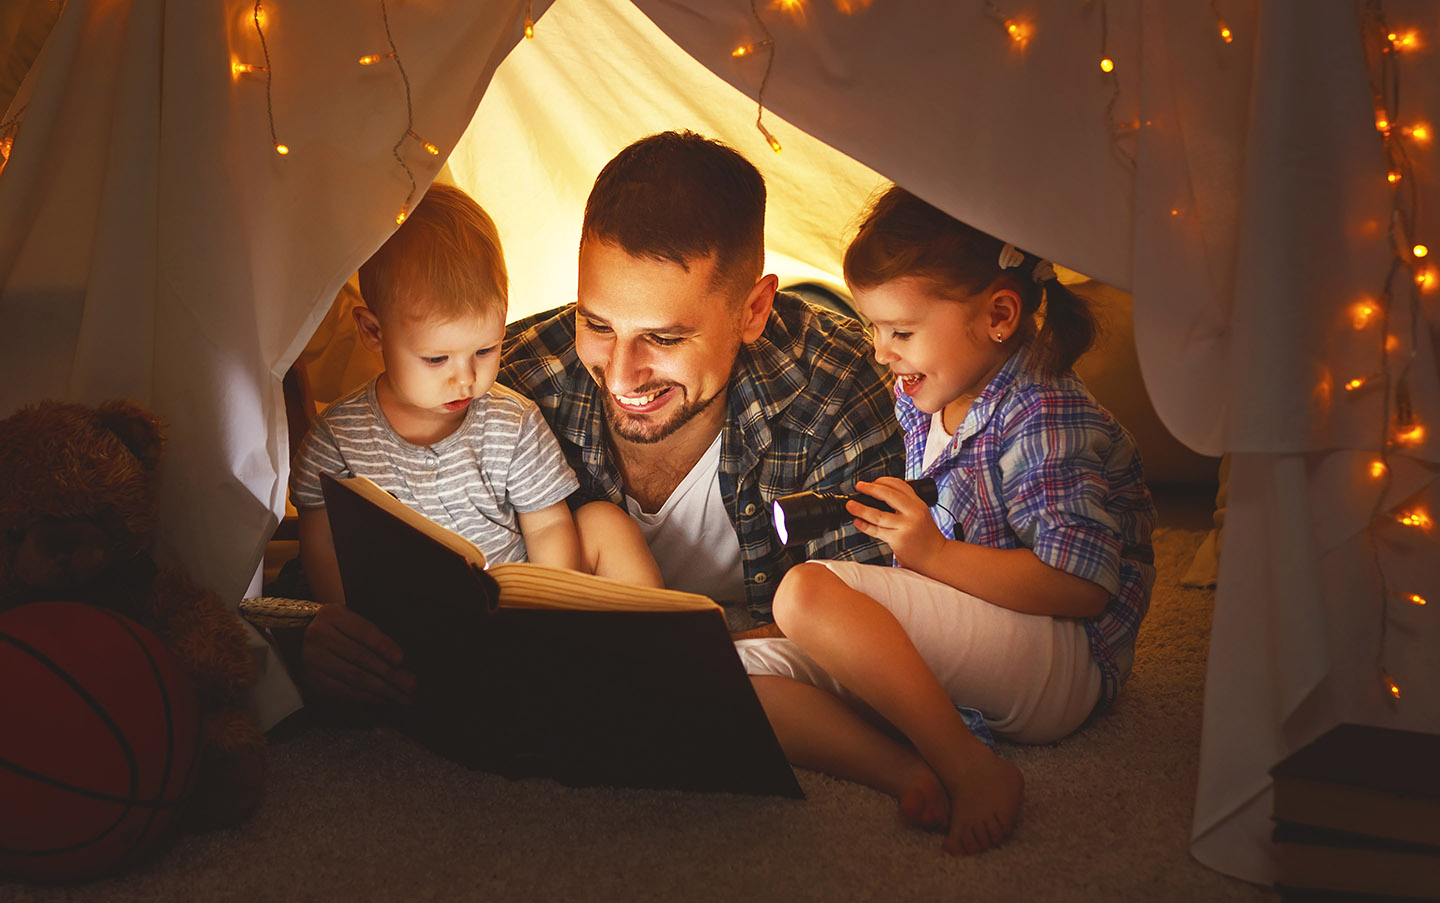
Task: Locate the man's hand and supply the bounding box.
[302,603,417,705]
[847,477,947,572]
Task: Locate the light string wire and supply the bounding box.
[1098,0,1133,168]
[253,0,283,153]
[1359,0,1427,701]
[747,0,781,152]
[377,0,420,222]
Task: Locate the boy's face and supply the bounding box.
[574,241,774,446]
[357,303,505,432]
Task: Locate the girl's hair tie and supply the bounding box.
[998,242,1056,285]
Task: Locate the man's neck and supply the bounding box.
[610,394,728,513]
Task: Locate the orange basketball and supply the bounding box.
[0,601,200,884]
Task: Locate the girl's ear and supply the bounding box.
[353,306,384,352]
[986,286,1023,337]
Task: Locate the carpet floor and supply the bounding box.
[4,514,1276,902]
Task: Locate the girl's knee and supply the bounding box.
[773,561,842,630]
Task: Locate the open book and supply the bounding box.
[319,472,801,798]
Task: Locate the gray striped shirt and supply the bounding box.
[290,378,579,564]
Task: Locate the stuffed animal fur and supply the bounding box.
[0,399,266,828]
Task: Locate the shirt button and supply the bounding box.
[754,572,768,584]
[743,503,757,516]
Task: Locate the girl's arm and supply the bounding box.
[517,500,584,571]
[848,478,1110,619]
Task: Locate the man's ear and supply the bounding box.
[353,306,384,352]
[738,274,779,343]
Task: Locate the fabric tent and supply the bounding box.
[1,0,1436,887]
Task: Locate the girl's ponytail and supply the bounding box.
[1032,279,1098,378]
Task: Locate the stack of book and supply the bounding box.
[1270,723,1440,901]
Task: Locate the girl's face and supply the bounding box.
[852,276,1014,423]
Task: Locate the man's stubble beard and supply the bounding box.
[592,369,729,445]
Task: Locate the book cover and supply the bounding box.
[319,472,803,798]
[1271,723,1440,847]
[1273,820,1440,900]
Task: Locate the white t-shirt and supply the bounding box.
[922,409,954,472]
[624,433,745,604]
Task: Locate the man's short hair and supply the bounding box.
[358,182,508,323]
[582,131,766,296]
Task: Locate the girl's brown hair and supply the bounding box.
[844,186,1096,377]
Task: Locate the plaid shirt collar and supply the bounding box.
[896,341,1031,460]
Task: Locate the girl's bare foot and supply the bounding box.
[940,749,1024,855]
[897,761,949,830]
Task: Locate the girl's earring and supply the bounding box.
[993,333,1004,343]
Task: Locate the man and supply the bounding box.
[499,130,902,636]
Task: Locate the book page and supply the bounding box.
[337,474,488,569]
[488,562,718,612]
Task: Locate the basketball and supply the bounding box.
[0,601,200,884]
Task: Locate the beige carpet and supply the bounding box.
[4,520,1277,902]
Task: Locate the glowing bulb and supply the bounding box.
[231,61,264,76]
[1376,114,1391,133]
[1405,123,1432,142]
[274,143,289,155]
[1351,301,1378,329]
[1404,593,1427,606]
[396,209,408,224]
[524,18,534,39]
[1218,23,1233,43]
[408,132,439,155]
[1394,423,1426,447]
[1004,20,1032,46]
[1388,170,1403,184]
[1369,459,1388,479]
[1386,675,1401,699]
[1100,57,1115,73]
[1170,208,1181,216]
[758,122,782,154]
[1388,29,1420,51]
[358,53,394,66]
[1398,508,1433,529]
[1417,268,1438,292]
[1344,376,1368,391]
[1415,244,1430,258]
[1386,333,1400,352]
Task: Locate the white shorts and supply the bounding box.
[737,560,1102,743]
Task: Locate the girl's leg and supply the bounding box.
[750,675,949,830]
[573,501,664,588]
[772,562,1025,855]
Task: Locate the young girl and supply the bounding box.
[740,186,1156,855]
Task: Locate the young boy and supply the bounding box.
[291,183,659,702]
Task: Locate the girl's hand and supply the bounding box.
[847,477,947,573]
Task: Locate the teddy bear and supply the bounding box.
[0,399,266,829]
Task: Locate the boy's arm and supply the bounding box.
[517,500,584,571]
[297,506,416,704]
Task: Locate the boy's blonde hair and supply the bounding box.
[358,182,508,324]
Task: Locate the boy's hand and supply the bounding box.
[302,603,417,705]
[847,477,947,573]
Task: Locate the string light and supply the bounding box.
[358,52,395,66]
[1210,0,1234,44]
[1357,2,1432,709]
[1099,57,1115,73]
[738,0,782,154]
[524,0,534,39]
[245,0,285,157]
[983,2,1032,49]
[368,0,441,223]
[1397,508,1432,529]
[231,61,266,77]
[408,131,439,155]
[1344,374,1376,392]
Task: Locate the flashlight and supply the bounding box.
[772,478,939,546]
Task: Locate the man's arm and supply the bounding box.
[297,507,416,704]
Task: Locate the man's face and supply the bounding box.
[575,241,757,446]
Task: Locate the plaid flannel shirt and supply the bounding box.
[499,293,904,620]
[899,343,1157,704]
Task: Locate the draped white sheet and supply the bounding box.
[1,0,1436,885]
